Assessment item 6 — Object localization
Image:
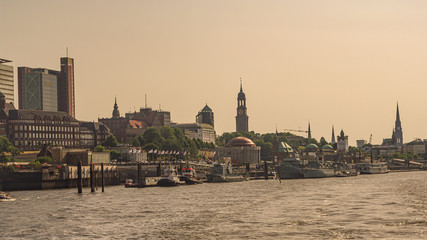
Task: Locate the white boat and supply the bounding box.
[0,192,16,202]
[157,168,185,186]
[357,162,389,174]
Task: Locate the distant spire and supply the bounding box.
[396,102,401,125]
[240,78,243,92]
[308,122,312,139]
[331,125,336,144]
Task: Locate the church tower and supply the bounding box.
[392,103,403,146]
[112,96,120,118]
[236,80,249,132]
[331,125,336,144]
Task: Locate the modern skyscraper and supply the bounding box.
[18,67,60,111]
[392,103,403,146]
[59,57,75,117]
[236,80,249,132]
[0,58,15,104]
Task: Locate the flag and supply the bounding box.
[148,149,153,154]
[184,151,187,155]
[165,150,169,155]
[161,150,164,155]
[128,149,133,153]
[154,149,157,154]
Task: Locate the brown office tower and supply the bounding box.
[59,57,75,117]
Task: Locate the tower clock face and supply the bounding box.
[238,109,244,115]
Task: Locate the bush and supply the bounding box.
[36,156,52,164]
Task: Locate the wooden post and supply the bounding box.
[137,162,142,188]
[101,162,104,192]
[77,161,82,194]
[264,160,269,180]
[157,163,161,176]
[90,163,95,192]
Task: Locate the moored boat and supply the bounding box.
[276,158,304,179]
[0,192,16,202]
[157,168,185,186]
[180,167,202,185]
[303,161,335,178]
[206,163,247,183]
[356,162,389,174]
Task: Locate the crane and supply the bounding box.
[283,129,309,133]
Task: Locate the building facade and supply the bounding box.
[236,81,249,132]
[196,104,214,127]
[18,67,60,111]
[337,129,348,153]
[59,57,75,117]
[215,137,260,165]
[172,123,216,143]
[0,58,14,105]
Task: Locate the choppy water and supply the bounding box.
[1,171,426,239]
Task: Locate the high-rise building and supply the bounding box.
[236,80,249,132]
[18,67,60,111]
[59,57,75,117]
[0,58,15,104]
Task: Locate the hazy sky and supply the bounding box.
[1,0,427,145]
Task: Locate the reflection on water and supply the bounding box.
[1,171,426,239]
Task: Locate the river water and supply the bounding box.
[1,171,426,239]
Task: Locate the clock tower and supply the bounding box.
[236,80,249,132]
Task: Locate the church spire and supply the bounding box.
[392,102,403,146]
[308,122,312,139]
[112,96,120,118]
[396,102,401,125]
[331,125,336,144]
[240,78,243,92]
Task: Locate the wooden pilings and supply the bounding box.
[77,161,82,194]
[101,162,105,192]
[138,162,142,188]
[264,160,269,180]
[90,163,95,193]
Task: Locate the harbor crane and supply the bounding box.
[283,129,309,133]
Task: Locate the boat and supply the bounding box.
[157,168,185,186]
[124,179,138,188]
[303,161,335,178]
[179,167,202,185]
[356,162,389,174]
[276,157,304,179]
[333,162,358,177]
[206,163,247,183]
[0,192,16,202]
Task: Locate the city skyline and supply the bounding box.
[1,1,427,144]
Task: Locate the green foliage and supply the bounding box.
[94,145,107,152]
[254,139,273,161]
[3,165,16,172]
[131,138,141,147]
[103,135,118,148]
[0,136,20,163]
[143,143,158,151]
[110,150,121,160]
[36,156,52,164]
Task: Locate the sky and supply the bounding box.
[1,0,427,145]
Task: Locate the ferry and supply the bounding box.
[356,162,389,174]
[206,163,247,183]
[180,167,202,185]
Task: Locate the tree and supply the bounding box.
[319,137,328,147]
[103,135,118,148]
[94,145,106,152]
[160,126,176,140]
[163,139,182,152]
[143,127,163,144]
[143,143,158,152]
[36,156,52,164]
[0,136,20,162]
[131,138,141,147]
[110,150,121,161]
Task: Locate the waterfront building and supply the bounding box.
[17,67,60,111]
[215,137,260,165]
[236,81,249,132]
[196,104,214,127]
[403,139,426,156]
[0,92,16,137]
[337,129,348,153]
[59,57,75,117]
[131,107,171,127]
[0,58,14,104]
[79,121,111,148]
[391,103,403,146]
[172,123,216,143]
[7,109,81,150]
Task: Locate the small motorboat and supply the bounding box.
[124,179,138,188]
[0,192,16,202]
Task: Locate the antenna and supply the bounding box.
[66,47,68,57]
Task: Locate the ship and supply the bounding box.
[206,163,247,183]
[356,162,389,174]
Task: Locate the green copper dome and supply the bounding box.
[321,144,333,150]
[306,143,319,150]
